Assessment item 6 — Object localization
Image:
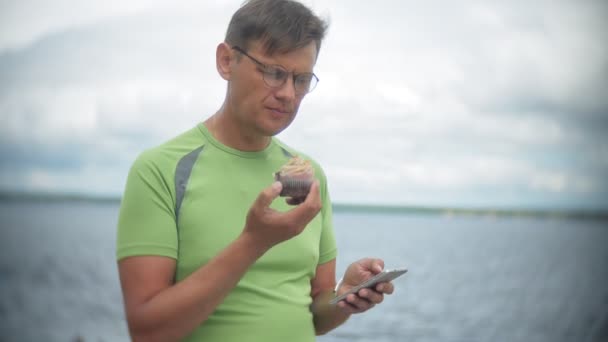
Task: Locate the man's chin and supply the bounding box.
[261,120,293,137]
[262,126,287,137]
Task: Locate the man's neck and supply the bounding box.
[204,110,271,152]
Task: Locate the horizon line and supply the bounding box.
[1,190,607,220]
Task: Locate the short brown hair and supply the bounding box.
[225,0,328,56]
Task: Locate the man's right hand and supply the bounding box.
[242,180,322,251]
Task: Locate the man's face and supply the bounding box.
[227,41,318,138]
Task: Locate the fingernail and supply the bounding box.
[272,181,282,192]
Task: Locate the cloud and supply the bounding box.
[1,0,607,209]
[0,0,241,50]
[0,5,233,194]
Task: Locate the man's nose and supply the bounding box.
[274,76,297,101]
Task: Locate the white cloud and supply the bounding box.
[0,0,242,50]
[1,0,607,209]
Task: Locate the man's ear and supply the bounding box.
[216,42,233,81]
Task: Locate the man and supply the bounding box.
[116,0,395,341]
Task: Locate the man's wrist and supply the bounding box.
[236,231,270,259]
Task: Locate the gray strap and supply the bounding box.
[280,147,293,158]
[174,145,205,223]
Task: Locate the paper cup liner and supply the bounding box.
[274,172,313,197]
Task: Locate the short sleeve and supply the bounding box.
[316,167,337,265]
[116,152,178,261]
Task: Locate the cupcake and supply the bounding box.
[274,156,315,197]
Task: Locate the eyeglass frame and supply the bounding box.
[231,46,319,95]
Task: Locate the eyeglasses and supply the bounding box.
[232,46,319,95]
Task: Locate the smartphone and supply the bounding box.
[329,268,408,305]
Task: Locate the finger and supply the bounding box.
[376,282,394,294]
[302,180,320,207]
[286,196,306,206]
[254,182,282,209]
[357,258,384,274]
[300,180,322,219]
[345,292,374,311]
[285,181,321,222]
[374,259,385,273]
[337,300,359,314]
[359,288,384,304]
[366,258,384,274]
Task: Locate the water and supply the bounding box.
[330,212,608,342]
[1,199,607,342]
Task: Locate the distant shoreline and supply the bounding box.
[332,203,608,221]
[1,191,607,221]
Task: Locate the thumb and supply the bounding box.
[359,258,384,274]
[370,258,385,274]
[254,181,283,209]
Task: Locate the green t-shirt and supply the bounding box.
[116,123,337,342]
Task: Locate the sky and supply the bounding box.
[0,0,607,210]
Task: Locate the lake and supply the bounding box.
[1,198,607,342]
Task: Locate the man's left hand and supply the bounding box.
[335,258,395,314]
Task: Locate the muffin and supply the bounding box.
[274,156,315,197]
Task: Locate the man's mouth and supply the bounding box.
[268,107,293,115]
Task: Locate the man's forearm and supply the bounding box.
[311,290,351,335]
[127,232,267,342]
